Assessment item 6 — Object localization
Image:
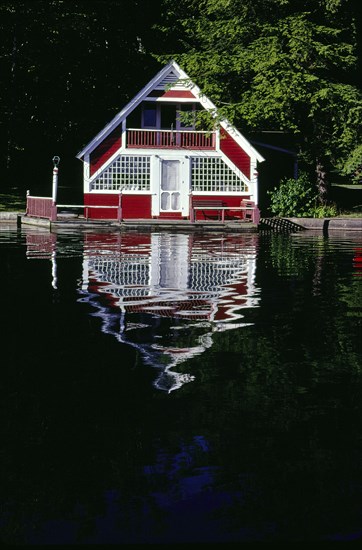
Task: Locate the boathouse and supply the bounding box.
[76,60,265,222]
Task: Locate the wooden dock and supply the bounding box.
[19,213,259,233]
[2,212,360,233]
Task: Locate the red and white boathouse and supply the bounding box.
[76,60,264,223]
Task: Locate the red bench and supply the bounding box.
[191,199,259,223]
[191,199,227,221]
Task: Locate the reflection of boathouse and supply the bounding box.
[79,232,259,392]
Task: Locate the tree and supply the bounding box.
[153,0,362,201]
[0,0,161,192]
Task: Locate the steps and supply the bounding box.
[259,217,305,232]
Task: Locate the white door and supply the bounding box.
[160,160,181,212]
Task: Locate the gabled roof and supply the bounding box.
[77,60,264,163]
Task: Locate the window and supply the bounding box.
[91,155,151,191]
[141,102,199,130]
[142,105,157,128]
[160,104,177,129]
[191,157,247,192]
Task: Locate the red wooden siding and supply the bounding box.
[220,128,250,179]
[89,127,122,176]
[83,193,152,220]
[83,193,120,219]
[159,90,196,98]
[121,195,152,219]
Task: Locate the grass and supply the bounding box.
[332,183,362,190]
[335,209,362,218]
[0,192,26,212]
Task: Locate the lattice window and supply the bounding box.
[191,157,246,192]
[91,155,151,191]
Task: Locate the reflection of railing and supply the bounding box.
[127,129,216,149]
[26,233,57,258]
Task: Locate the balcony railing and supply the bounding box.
[126,129,216,150]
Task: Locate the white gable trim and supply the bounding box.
[76,60,264,164]
[77,61,185,159]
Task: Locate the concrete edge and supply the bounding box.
[20,215,51,229]
[0,211,24,221]
[287,217,362,231]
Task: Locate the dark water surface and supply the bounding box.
[1,225,361,544]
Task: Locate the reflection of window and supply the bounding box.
[143,106,157,128]
[91,257,151,289]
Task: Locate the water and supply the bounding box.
[1,224,361,544]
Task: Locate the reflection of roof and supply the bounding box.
[79,232,260,392]
[88,280,215,321]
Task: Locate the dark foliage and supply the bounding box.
[0,0,162,198]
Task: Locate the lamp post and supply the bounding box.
[52,156,60,204]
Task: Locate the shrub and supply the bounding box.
[268,172,318,217]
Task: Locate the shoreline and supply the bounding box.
[0,211,361,233]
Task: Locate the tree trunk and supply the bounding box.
[315,159,329,205]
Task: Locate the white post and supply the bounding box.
[251,165,258,206]
[52,156,60,203]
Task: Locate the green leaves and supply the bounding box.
[154,0,361,185]
[268,173,319,217]
[340,144,362,184]
[268,172,339,216]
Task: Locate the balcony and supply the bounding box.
[126,129,216,150]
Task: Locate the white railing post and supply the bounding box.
[26,190,30,215]
[52,156,60,203]
[118,192,122,221]
[51,156,60,221]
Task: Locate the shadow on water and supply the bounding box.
[0,226,361,544]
